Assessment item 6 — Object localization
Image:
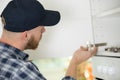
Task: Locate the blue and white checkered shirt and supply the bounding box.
[0,42,75,80]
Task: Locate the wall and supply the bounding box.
[0,0,11,38]
[26,0,93,59]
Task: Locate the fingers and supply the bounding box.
[73,46,98,64]
[80,46,88,51]
[80,46,98,56]
[90,47,98,56]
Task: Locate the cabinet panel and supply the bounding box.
[91,0,120,16]
[92,56,120,80]
[90,0,120,54]
[91,0,120,80]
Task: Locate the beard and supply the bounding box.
[25,36,40,50]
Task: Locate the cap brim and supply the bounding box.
[41,10,60,26]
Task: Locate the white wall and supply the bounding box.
[0,0,11,38]
[26,0,94,59]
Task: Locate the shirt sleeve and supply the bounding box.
[62,76,76,80]
[11,62,46,80]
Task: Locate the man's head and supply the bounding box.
[0,0,60,50]
[25,26,46,50]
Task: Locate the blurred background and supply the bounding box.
[0,0,120,80]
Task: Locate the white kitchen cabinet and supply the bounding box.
[90,0,120,80]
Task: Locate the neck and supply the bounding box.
[0,38,25,51]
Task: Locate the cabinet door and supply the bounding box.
[91,0,120,80]
[91,0,120,16]
[92,56,120,80]
[90,0,120,53]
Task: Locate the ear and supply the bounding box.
[21,31,28,40]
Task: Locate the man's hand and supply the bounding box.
[65,46,97,79]
[73,46,97,64]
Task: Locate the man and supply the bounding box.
[0,0,97,80]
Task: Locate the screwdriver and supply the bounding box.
[86,41,107,50]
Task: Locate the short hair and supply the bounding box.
[1,16,6,26]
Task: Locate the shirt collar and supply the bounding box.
[0,42,29,61]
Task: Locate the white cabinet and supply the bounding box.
[90,0,120,80]
[91,0,120,17]
[92,56,120,80]
[90,0,120,53]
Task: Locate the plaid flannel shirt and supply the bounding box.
[0,42,75,80]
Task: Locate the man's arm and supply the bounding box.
[65,46,97,79]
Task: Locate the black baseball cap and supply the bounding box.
[1,0,60,32]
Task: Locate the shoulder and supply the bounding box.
[11,59,46,80]
[0,56,46,80]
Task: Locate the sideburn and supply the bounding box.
[26,36,39,50]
